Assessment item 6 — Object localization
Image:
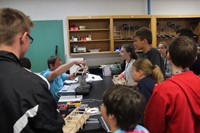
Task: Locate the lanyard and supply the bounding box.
[174,69,189,75]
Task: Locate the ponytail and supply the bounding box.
[133,58,164,83]
[152,65,164,83]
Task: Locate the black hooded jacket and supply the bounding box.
[0,51,64,133]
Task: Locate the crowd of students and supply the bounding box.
[103,28,200,133]
[1,7,200,133]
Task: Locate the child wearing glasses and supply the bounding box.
[100,85,149,133]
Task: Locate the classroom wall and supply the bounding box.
[1,0,200,67]
[26,20,65,72]
[151,0,200,15]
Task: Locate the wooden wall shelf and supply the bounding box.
[67,15,200,56]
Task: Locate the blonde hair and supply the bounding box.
[133,58,164,83]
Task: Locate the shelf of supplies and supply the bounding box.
[68,17,111,55]
[69,29,110,32]
[70,39,110,43]
[70,51,114,56]
[114,39,134,42]
[68,15,200,55]
[114,50,143,53]
[154,15,200,46]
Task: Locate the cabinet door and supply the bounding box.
[112,16,151,51]
[156,16,200,46]
[68,17,111,56]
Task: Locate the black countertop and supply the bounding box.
[83,76,114,107]
[78,76,113,133]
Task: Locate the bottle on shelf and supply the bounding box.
[73,45,78,53]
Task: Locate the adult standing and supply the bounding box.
[41,55,85,102]
[0,8,64,133]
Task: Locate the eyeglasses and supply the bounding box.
[27,33,33,44]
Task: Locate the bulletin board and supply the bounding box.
[25,20,65,72]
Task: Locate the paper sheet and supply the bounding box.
[68,58,84,74]
[58,95,83,102]
[65,73,102,83]
[86,73,103,82]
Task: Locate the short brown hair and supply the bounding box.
[103,85,146,131]
[169,36,197,68]
[0,8,33,45]
[134,27,152,44]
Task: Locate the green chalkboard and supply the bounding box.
[25,20,65,72]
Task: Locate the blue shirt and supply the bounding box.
[41,69,68,102]
[114,125,149,133]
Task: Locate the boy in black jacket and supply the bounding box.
[0,8,64,133]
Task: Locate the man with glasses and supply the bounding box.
[0,8,64,133]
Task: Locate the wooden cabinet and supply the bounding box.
[67,16,111,56]
[67,15,151,56]
[153,15,200,46]
[112,15,152,51]
[67,15,200,56]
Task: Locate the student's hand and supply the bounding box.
[117,72,125,79]
[74,60,86,67]
[68,73,76,80]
